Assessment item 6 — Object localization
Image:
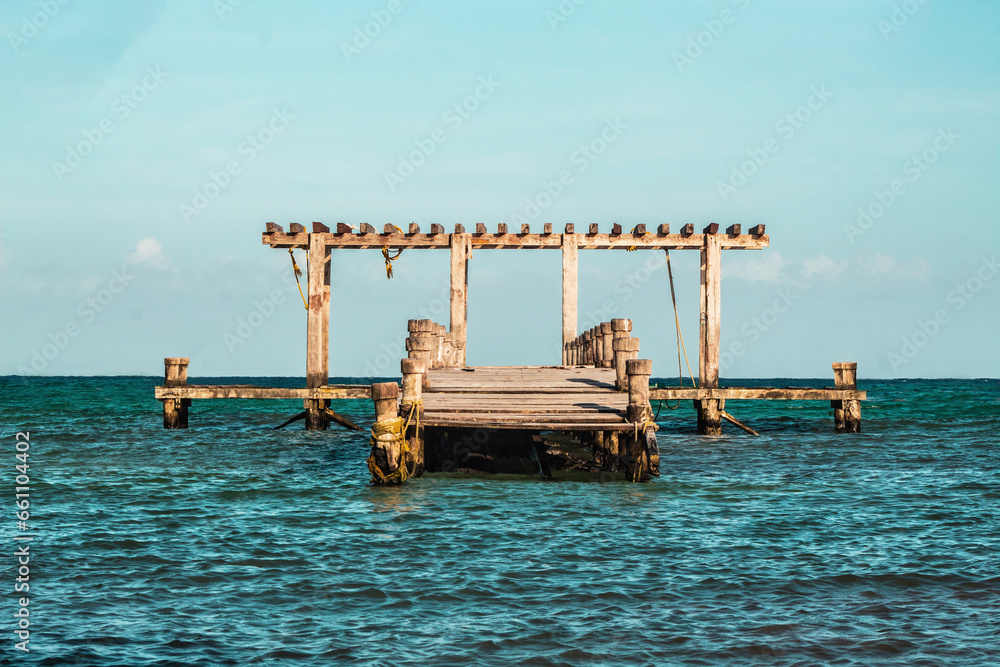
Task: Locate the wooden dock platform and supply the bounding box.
[420,366,631,431]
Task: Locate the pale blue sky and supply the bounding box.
[1,0,997,379]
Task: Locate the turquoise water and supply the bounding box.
[1,376,997,666]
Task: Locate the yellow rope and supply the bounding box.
[626,225,650,252]
[381,225,404,279]
[629,408,658,482]
[288,248,308,310]
[366,401,420,484]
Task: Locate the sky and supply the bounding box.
[1,0,997,380]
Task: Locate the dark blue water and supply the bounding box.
[1,376,997,666]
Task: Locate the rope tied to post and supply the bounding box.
[288,248,308,310]
[629,407,658,482]
[381,224,405,279]
[626,225,651,252]
[366,401,420,484]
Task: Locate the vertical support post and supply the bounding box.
[450,233,469,366]
[699,234,722,388]
[614,337,640,391]
[832,362,861,433]
[582,330,593,365]
[562,233,578,365]
[369,382,403,485]
[696,234,723,435]
[305,232,331,430]
[401,358,426,477]
[162,357,190,429]
[600,322,614,368]
[626,359,653,423]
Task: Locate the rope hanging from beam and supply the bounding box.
[381,224,405,279]
[288,248,308,310]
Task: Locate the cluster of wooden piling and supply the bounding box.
[406,319,464,369]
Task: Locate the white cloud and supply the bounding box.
[801,254,847,280]
[127,237,169,269]
[724,251,785,282]
[859,253,931,281]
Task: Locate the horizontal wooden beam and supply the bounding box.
[262,231,769,251]
[155,384,373,400]
[649,387,866,401]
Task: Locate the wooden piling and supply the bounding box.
[600,322,613,368]
[562,233,578,364]
[832,362,861,433]
[305,231,332,430]
[582,329,593,365]
[400,358,425,476]
[614,336,639,391]
[450,233,469,366]
[162,357,190,428]
[626,359,653,423]
[369,382,405,484]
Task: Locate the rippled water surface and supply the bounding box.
[1,376,997,666]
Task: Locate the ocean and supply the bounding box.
[1,376,997,666]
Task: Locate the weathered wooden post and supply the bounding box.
[582,329,593,365]
[562,230,578,365]
[305,226,332,430]
[627,359,653,423]
[832,362,861,433]
[600,322,613,368]
[696,230,722,435]
[614,337,640,391]
[368,382,407,485]
[450,230,470,367]
[409,319,437,367]
[591,326,602,367]
[162,357,190,428]
[626,358,656,482]
[400,358,426,476]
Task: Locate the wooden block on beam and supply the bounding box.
[726,224,741,235]
[288,223,305,234]
[314,222,331,233]
[476,223,487,234]
[383,224,396,234]
[454,223,465,233]
[265,222,283,233]
[611,223,622,235]
[543,223,552,234]
[359,223,376,234]
[565,223,575,234]
[588,223,598,235]
[634,224,646,234]
[750,224,765,235]
[497,223,508,234]
[657,224,670,234]
[430,223,444,234]
[409,222,420,234]
[680,223,694,235]
[520,224,530,234]
[334,223,351,234]
[703,223,719,234]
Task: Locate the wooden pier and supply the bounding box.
[155,222,865,484]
